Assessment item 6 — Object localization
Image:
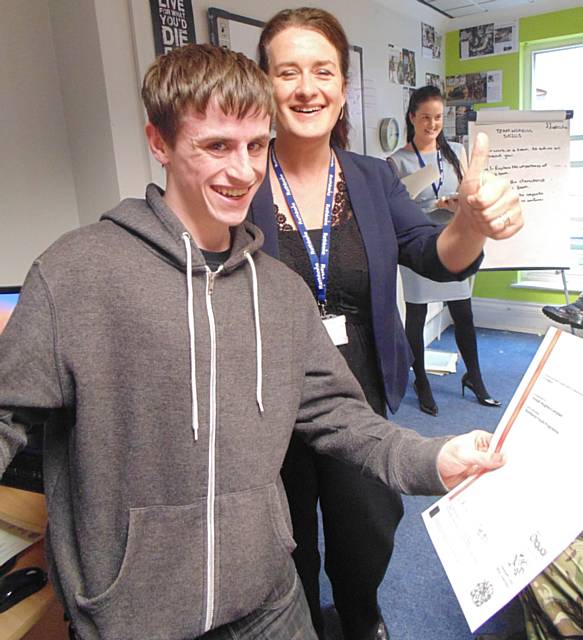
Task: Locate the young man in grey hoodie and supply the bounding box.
[0,44,504,640]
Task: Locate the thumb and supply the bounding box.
[464,132,490,194]
[472,449,505,470]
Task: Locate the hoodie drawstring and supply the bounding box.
[245,252,264,414]
[181,235,264,437]
[182,233,200,440]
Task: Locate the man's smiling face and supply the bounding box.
[151,99,271,250]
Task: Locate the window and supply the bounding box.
[520,36,583,292]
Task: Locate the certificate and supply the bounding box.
[423,327,583,632]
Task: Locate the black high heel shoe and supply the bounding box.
[461,373,501,407]
[413,379,438,416]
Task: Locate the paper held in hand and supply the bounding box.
[422,327,583,632]
[399,164,440,199]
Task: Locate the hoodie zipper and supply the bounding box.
[203,266,221,633]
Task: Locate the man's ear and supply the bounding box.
[145,122,170,165]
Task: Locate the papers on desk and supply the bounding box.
[0,517,43,567]
[423,327,583,632]
[399,164,440,199]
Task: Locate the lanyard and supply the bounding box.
[411,141,444,198]
[270,144,335,316]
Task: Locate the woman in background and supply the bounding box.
[390,86,500,417]
[250,10,521,639]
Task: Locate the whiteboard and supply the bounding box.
[469,110,572,270]
[207,7,366,154]
[347,46,366,154]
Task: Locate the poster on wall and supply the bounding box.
[445,74,485,104]
[388,46,416,87]
[148,0,196,55]
[493,22,518,55]
[422,23,434,58]
[434,33,442,60]
[445,105,471,139]
[444,106,456,138]
[402,86,415,115]
[402,48,416,87]
[425,73,442,91]
[421,23,442,59]
[459,21,518,59]
[487,71,503,103]
[388,46,401,84]
[445,72,502,105]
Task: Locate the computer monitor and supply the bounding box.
[0,286,44,493]
[0,286,20,318]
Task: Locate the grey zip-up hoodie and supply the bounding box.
[0,184,448,640]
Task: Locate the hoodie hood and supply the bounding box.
[100,183,264,273]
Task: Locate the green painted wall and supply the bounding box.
[445,7,583,304]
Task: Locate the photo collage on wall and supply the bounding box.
[459,21,518,59]
[445,72,502,105]
[388,46,416,87]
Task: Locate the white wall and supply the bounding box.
[0,1,79,286]
[49,0,121,229]
[93,1,153,202]
[2,0,448,285]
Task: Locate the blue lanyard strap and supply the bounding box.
[411,141,444,198]
[270,144,335,315]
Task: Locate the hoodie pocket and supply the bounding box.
[75,501,206,640]
[213,483,296,626]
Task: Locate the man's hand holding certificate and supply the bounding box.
[423,327,583,632]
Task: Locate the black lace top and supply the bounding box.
[275,172,385,414]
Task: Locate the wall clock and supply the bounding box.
[379,117,400,153]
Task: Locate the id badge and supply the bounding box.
[322,314,348,346]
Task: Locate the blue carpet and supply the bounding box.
[318,327,543,640]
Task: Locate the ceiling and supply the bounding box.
[417,0,538,19]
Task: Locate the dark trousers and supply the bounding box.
[199,571,317,639]
[282,434,404,640]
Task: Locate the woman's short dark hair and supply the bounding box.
[406,85,463,182]
[258,7,350,150]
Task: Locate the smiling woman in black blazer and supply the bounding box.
[249,8,522,640]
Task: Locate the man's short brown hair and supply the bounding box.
[142,43,274,147]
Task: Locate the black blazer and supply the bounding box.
[248,147,481,413]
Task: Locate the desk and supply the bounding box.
[0,487,65,640]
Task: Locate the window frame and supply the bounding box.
[517,35,583,293]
